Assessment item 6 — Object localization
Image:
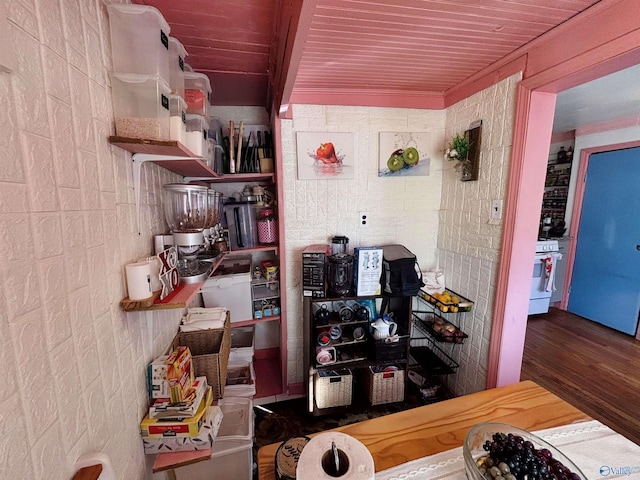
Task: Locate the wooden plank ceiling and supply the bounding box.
[136,0,601,108]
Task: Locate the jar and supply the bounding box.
[331,236,349,255]
[257,208,278,244]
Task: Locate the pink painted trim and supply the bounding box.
[487,87,556,389]
[575,116,640,137]
[445,56,527,107]
[550,131,575,144]
[288,90,445,110]
[563,139,640,341]
[273,113,289,390]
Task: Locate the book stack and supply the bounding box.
[141,347,223,454]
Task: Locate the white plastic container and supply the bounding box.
[225,361,256,397]
[168,36,188,97]
[184,71,212,116]
[106,4,170,82]
[110,73,170,140]
[184,113,209,157]
[174,397,254,480]
[230,325,255,362]
[201,272,252,323]
[168,94,186,143]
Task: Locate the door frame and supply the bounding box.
[562,141,640,341]
[487,4,640,387]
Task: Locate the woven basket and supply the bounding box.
[365,366,405,405]
[314,369,352,409]
[171,314,231,400]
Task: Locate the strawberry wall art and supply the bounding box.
[296,132,355,180]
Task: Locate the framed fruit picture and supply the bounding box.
[378,132,432,177]
[296,132,355,180]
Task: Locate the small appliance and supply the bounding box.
[327,253,354,297]
[162,183,212,283]
[302,244,330,298]
[223,201,258,250]
[529,239,561,314]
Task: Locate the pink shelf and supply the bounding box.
[231,315,280,328]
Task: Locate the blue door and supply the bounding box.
[568,147,640,335]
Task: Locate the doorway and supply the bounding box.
[487,37,640,387]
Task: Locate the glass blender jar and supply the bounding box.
[326,253,354,297]
[162,183,211,282]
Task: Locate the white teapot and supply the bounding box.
[371,315,397,340]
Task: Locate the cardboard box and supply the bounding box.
[148,346,195,402]
[148,376,208,420]
[142,403,223,454]
[140,387,212,438]
[353,247,383,296]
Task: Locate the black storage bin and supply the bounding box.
[371,334,410,362]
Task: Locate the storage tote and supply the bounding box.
[225,361,256,398]
[314,369,352,409]
[201,272,252,323]
[168,36,188,98]
[110,73,171,140]
[171,315,231,400]
[174,397,254,480]
[106,4,170,82]
[364,365,405,405]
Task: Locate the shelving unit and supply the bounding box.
[540,150,573,232]
[408,289,473,403]
[304,295,412,415]
[110,135,286,397]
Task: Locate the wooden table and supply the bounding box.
[257,380,591,480]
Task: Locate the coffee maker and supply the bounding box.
[159,183,213,283]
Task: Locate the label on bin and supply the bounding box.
[161,94,169,110]
[161,30,169,49]
[179,56,184,72]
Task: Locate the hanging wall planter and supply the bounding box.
[445,122,482,182]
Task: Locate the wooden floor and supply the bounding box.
[521,308,640,445]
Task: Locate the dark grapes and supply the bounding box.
[474,432,580,480]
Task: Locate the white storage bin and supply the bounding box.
[184,71,212,116]
[174,397,254,480]
[225,361,256,397]
[168,36,188,97]
[168,94,186,143]
[201,272,252,323]
[110,73,170,140]
[230,325,255,362]
[106,4,170,81]
[184,114,209,157]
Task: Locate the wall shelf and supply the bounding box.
[108,136,221,233]
[119,254,227,312]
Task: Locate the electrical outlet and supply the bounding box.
[491,200,502,220]
[359,211,370,228]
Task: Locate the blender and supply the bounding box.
[326,253,354,297]
[202,189,221,256]
[162,183,212,283]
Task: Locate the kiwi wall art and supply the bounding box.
[378,132,432,177]
[296,132,356,180]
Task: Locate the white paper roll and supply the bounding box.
[125,261,153,300]
[296,432,374,480]
[140,255,162,292]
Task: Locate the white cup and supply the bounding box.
[125,261,153,300]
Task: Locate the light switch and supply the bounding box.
[491,200,502,220]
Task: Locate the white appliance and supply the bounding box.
[529,239,561,315]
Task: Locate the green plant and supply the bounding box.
[445,133,470,163]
